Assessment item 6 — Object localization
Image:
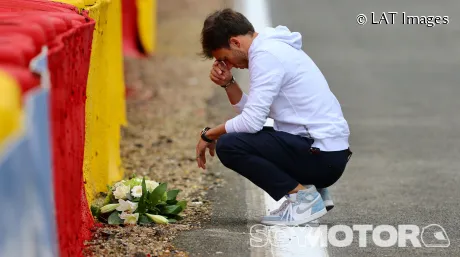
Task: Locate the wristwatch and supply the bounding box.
[200,127,214,143]
[221,76,235,89]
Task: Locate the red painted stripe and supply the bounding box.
[0,1,97,256]
[122,0,144,57]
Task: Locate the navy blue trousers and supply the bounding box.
[216,127,352,201]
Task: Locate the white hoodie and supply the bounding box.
[224,26,350,151]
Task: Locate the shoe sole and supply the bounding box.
[269,201,332,216]
[261,194,327,226]
[261,207,327,226]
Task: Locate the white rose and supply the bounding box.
[131,185,143,198]
[113,184,130,200]
[116,199,138,213]
[119,212,139,225]
[146,180,159,192]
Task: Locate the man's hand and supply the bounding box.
[210,61,232,86]
[196,138,216,170]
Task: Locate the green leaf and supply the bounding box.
[137,177,148,214]
[167,189,180,201]
[163,205,182,215]
[166,199,178,205]
[138,214,153,224]
[177,200,187,210]
[124,177,142,188]
[168,219,177,223]
[103,189,114,205]
[148,183,167,206]
[123,180,134,188]
[149,206,160,215]
[90,205,101,218]
[108,212,123,225]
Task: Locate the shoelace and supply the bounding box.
[269,199,291,215]
[280,201,295,222]
[269,197,298,222]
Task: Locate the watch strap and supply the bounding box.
[201,127,213,143]
[221,76,235,89]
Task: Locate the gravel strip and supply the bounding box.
[84,1,230,256]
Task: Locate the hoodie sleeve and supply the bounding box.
[225,51,285,134]
[231,92,248,114]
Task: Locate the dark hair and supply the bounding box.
[200,8,255,59]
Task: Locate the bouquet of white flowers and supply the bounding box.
[91,177,187,225]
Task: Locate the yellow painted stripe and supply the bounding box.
[55,0,126,204]
[56,0,85,8]
[136,0,156,54]
[84,0,125,204]
[0,71,23,148]
[86,0,125,203]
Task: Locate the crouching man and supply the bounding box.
[195,8,352,225]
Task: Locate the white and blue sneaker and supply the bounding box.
[302,185,334,211]
[318,187,334,211]
[261,186,327,226]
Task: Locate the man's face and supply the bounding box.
[212,42,248,70]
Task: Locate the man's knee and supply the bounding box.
[216,133,237,155]
[216,132,250,164]
[215,133,235,167]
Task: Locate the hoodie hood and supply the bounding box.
[256,25,302,50]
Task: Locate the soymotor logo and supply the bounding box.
[250,224,450,248]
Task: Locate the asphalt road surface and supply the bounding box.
[267,0,460,256]
[176,1,460,256]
